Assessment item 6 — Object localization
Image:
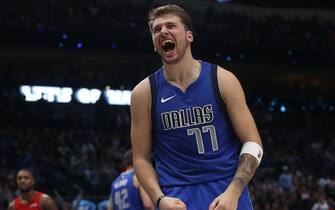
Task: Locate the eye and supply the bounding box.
[167,24,176,29]
[153,27,161,34]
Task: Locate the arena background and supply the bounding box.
[0,0,335,209]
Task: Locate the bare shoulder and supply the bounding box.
[131,77,151,99]
[130,77,151,114]
[41,194,53,203]
[216,66,244,101]
[41,194,58,210]
[7,200,15,210]
[217,66,240,85]
[41,193,51,199]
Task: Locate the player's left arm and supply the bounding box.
[40,194,59,210]
[210,67,263,210]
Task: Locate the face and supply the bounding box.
[17,170,34,193]
[151,14,193,64]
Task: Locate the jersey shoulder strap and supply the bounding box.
[149,73,157,129]
[210,64,227,116]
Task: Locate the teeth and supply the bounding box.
[162,40,174,45]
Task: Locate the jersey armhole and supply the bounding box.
[210,64,227,117]
[149,73,157,131]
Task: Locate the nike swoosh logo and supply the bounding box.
[161,95,176,103]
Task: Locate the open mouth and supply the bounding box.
[162,40,176,52]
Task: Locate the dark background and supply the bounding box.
[0,0,334,209]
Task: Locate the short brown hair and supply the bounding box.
[123,149,133,167]
[148,4,193,33]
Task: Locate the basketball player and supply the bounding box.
[108,150,154,210]
[130,4,264,210]
[7,169,58,210]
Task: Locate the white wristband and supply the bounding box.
[240,141,263,166]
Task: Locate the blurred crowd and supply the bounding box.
[201,8,335,65]
[251,111,335,210]
[0,0,335,209]
[1,101,334,210]
[0,107,131,208]
[232,0,335,9]
[0,0,334,65]
[0,64,335,210]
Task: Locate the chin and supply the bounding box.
[163,59,179,65]
[161,54,180,64]
[19,188,32,193]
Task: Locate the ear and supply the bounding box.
[187,31,194,42]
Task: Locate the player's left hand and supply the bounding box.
[208,186,240,210]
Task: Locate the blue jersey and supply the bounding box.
[111,170,144,210]
[98,200,109,210]
[72,199,96,210]
[150,61,241,187]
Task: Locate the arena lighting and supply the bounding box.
[75,88,101,104]
[20,86,72,103]
[77,42,83,49]
[217,0,232,2]
[20,85,131,105]
[280,105,287,112]
[104,89,131,105]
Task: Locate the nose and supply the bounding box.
[18,177,26,183]
[160,25,168,35]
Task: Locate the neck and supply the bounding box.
[21,190,35,202]
[162,50,200,84]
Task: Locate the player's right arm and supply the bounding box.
[7,201,14,210]
[131,78,162,203]
[131,78,186,210]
